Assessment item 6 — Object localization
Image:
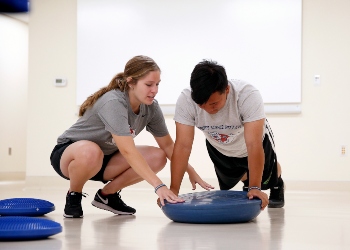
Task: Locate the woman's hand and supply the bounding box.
[156,186,184,207]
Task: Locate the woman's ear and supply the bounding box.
[126,77,133,83]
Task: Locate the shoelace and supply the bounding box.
[69,191,88,197]
[68,192,88,204]
[111,190,126,205]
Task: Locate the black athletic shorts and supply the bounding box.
[206,135,278,190]
[50,140,114,184]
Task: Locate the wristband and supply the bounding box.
[154,183,166,193]
[248,186,261,192]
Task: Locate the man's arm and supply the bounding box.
[243,118,269,209]
[155,133,214,192]
[244,119,265,187]
[170,122,195,195]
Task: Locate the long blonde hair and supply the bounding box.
[79,55,160,116]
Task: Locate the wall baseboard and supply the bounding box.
[24,176,213,191]
[0,172,25,181]
[22,176,350,192]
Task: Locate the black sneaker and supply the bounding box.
[91,189,136,215]
[64,191,85,218]
[268,178,285,208]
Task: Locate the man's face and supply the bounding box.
[198,86,229,114]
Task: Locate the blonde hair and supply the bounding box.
[79,55,160,116]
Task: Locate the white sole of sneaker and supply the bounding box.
[91,201,135,215]
[63,213,83,218]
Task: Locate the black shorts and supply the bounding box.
[206,135,278,190]
[50,141,114,184]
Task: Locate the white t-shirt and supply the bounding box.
[174,79,267,158]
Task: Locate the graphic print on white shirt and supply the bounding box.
[208,131,235,144]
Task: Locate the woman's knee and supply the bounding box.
[142,147,167,172]
[62,141,103,171]
[76,143,104,167]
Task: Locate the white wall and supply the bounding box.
[26,0,78,177]
[0,14,28,179]
[2,0,348,183]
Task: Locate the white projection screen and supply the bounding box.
[77,0,301,112]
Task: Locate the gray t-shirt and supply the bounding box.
[58,90,169,155]
[174,79,267,158]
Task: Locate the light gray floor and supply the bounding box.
[1,180,350,250]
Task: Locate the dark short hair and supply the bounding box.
[190,60,228,105]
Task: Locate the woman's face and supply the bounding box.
[129,70,161,108]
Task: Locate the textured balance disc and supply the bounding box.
[161,190,261,224]
[0,217,62,241]
[0,198,55,216]
[0,0,29,12]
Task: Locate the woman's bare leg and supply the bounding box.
[60,140,104,192]
[101,145,167,194]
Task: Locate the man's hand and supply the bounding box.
[247,189,269,210]
[188,170,215,191]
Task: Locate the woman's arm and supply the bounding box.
[154,134,175,161]
[112,134,183,205]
